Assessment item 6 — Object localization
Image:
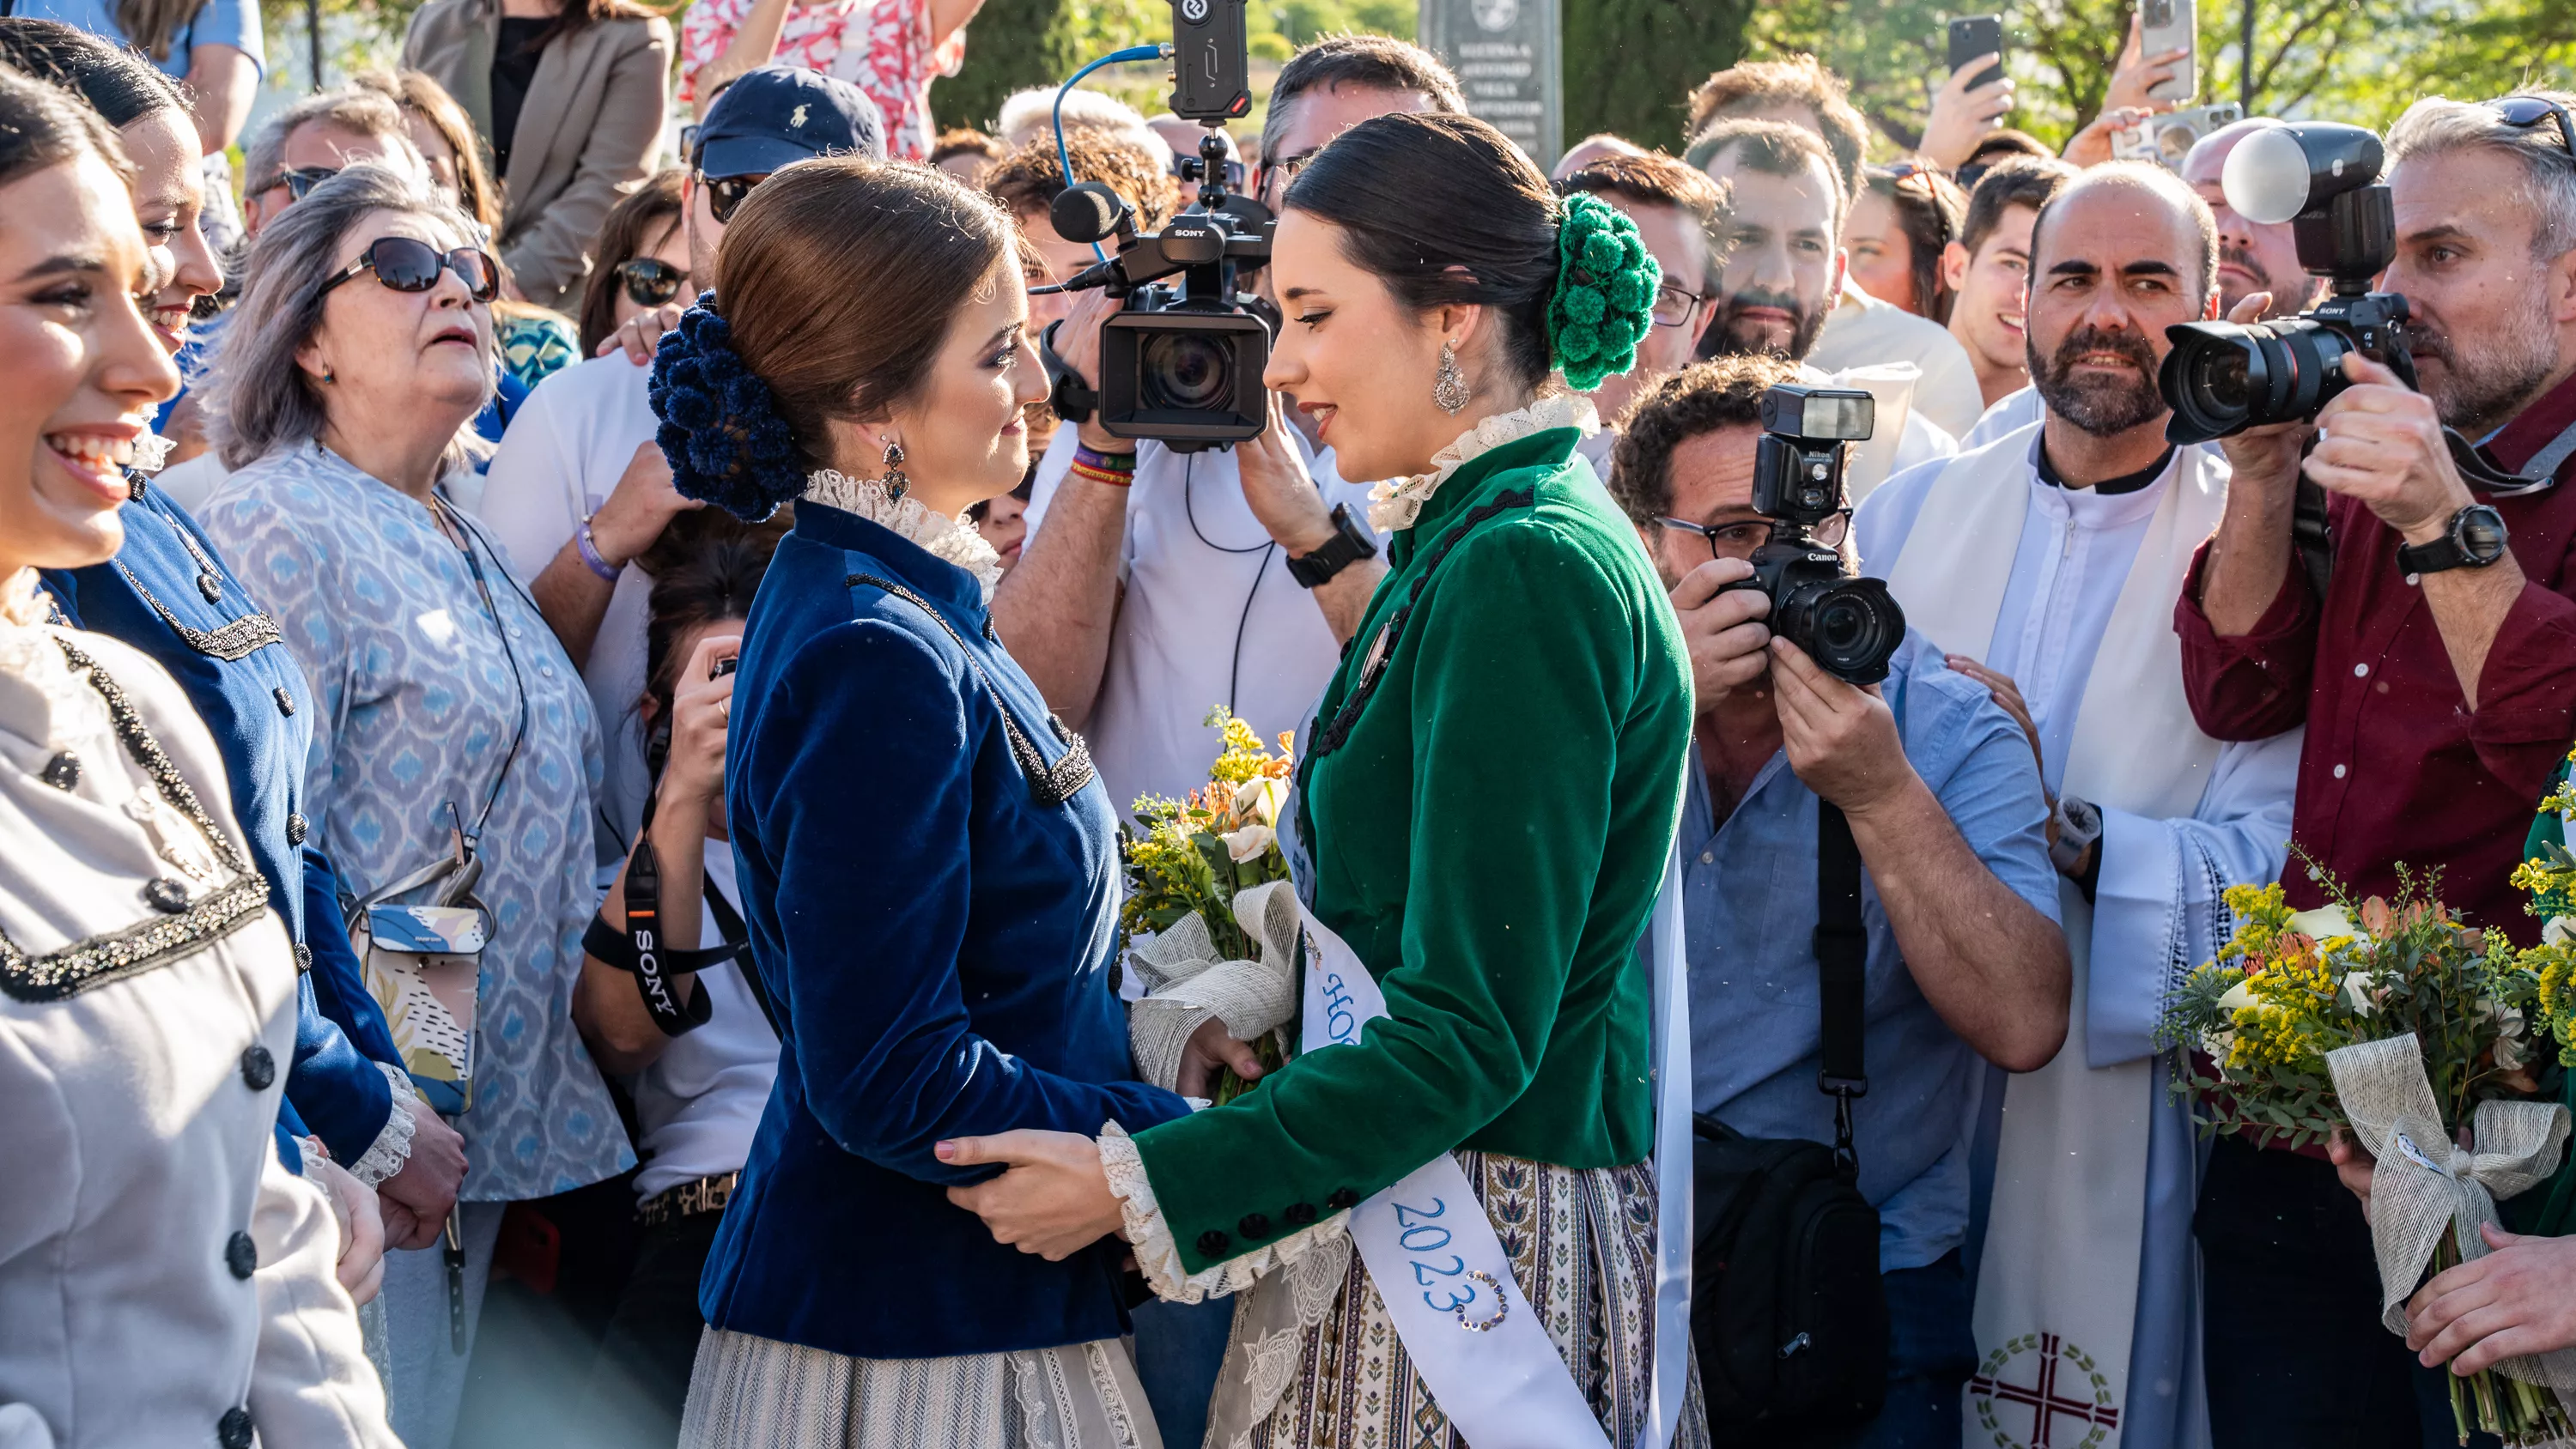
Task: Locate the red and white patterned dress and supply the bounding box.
[677,0,964,161]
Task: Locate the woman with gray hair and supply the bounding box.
[193,161,631,1449]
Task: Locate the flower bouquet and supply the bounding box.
[2164,860,2574,1446]
[1119,710,1300,1106]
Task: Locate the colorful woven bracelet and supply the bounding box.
[1069,443,1137,488]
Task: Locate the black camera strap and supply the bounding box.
[582,798,723,1037]
[1814,801,1868,1179]
[1039,321,1098,425]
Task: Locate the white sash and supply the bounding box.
[1288,855,1693,1449]
[1879,426,2227,1449]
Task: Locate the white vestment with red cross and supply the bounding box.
[1865,425,2299,1449]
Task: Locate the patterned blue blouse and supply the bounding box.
[196,441,631,1202]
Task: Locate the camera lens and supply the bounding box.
[1777,577,1906,687]
[1139,332,1235,413]
[2191,344,2252,416]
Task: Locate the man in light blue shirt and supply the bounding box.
[1603,350,2069,1449]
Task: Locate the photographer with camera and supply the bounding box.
[992,35,1466,816]
[1607,352,2067,1447]
[2175,95,2576,1448]
[1857,161,2300,1449]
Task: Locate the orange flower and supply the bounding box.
[2362,896,2395,937]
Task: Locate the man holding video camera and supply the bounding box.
[1607,352,2068,1448]
[993,35,1466,817]
[2178,94,2576,1448]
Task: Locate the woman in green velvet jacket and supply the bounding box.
[942,112,1698,1449]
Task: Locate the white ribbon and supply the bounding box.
[1289,851,1692,1449]
[2325,1033,2576,1396]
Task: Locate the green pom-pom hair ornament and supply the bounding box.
[1547,192,1662,392]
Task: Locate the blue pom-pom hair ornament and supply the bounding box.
[646,291,808,522]
[1546,192,1662,393]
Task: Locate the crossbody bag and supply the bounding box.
[1692,801,1892,1431]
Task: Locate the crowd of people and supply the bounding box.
[4,2,2576,1448]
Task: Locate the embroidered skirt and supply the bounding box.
[678,1326,1163,1449]
[1241,1153,1707,1449]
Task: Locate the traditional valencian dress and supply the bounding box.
[0,570,398,1449]
[1097,398,1704,1449]
[679,473,1190,1449]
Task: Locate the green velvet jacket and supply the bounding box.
[1129,425,1694,1275]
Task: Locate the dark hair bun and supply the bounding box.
[648,294,803,522]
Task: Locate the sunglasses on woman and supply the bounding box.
[319,236,501,303]
[615,257,689,307]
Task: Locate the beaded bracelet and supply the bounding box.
[1070,442,1137,489]
[577,516,622,581]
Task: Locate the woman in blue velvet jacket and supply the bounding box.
[649,156,1224,1448]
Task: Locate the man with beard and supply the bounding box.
[1689,118,1959,497]
[2179,92,2576,1449]
[1855,162,2302,1449]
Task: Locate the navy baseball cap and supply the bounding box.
[694,66,886,178]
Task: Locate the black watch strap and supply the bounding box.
[2396,503,2508,575]
[1285,504,1379,589]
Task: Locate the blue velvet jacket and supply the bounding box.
[42,481,404,1169]
[700,502,1189,1361]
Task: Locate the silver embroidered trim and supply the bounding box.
[114,564,283,662]
[0,639,264,1002]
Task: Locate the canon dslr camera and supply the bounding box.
[2159,123,2415,443]
[1723,385,1908,686]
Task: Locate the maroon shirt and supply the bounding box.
[2174,371,2576,947]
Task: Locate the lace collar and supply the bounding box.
[1365,394,1600,534]
[0,568,101,751]
[803,470,1004,603]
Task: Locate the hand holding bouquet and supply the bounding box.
[2164,860,2574,1446]
[1121,711,1301,1105]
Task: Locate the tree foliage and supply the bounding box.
[1562,0,1755,149]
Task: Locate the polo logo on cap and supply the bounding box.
[790,104,809,129]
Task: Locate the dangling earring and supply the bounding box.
[878,438,908,500]
[319,366,336,384]
[1433,340,1470,415]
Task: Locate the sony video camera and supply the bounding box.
[1041,0,1272,452]
[2158,122,2415,443]
[1722,385,1909,685]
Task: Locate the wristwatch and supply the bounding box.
[2050,794,2104,876]
[1286,504,1380,589]
[2396,503,2509,575]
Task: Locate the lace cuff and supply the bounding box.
[345,1061,420,1186]
[1100,1121,1347,1304]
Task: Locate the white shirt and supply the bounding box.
[1963,385,2044,450]
[1807,276,1987,440]
[477,354,663,859]
[629,843,781,1200]
[1024,427,1376,816]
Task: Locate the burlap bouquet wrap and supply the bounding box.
[2326,1034,2576,1399]
[1125,879,1302,1094]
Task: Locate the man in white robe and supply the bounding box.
[1854,164,2302,1449]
